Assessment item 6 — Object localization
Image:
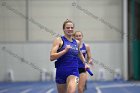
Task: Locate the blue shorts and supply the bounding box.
[56,67,79,84]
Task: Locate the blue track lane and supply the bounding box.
[0,81,140,93]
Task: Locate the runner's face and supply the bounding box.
[64,22,74,36]
[74,32,83,41]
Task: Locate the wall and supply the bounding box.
[0,42,123,81]
[0,0,124,81]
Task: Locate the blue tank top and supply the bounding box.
[55,36,79,68]
[78,43,87,68]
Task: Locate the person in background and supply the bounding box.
[50,19,89,93]
[73,31,93,93]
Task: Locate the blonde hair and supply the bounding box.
[63,19,74,30]
[73,31,83,37]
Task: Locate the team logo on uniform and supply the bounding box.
[80,50,86,53]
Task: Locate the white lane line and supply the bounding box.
[46,88,54,93]
[0,89,9,93]
[20,88,32,93]
[98,83,140,88]
[96,87,102,93]
[95,83,140,93]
